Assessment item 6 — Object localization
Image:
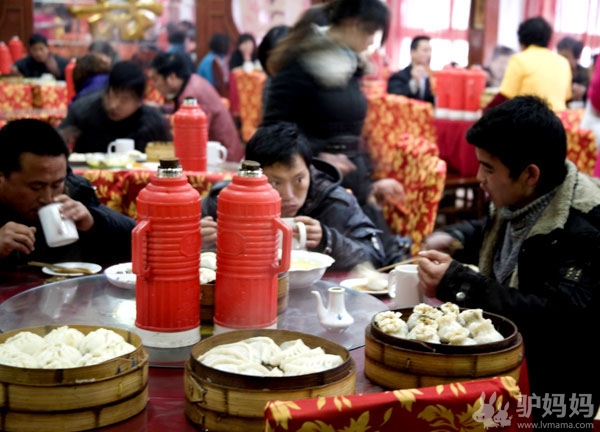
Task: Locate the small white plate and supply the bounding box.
[42,262,102,277]
[105,262,136,289]
[340,277,389,296]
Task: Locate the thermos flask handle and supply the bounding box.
[132,220,151,278]
[273,217,292,274]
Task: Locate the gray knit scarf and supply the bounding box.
[493,187,558,285]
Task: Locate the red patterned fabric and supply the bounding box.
[30,83,68,110]
[0,108,66,127]
[556,109,597,176]
[367,133,446,254]
[264,376,523,432]
[232,69,266,142]
[364,94,436,151]
[0,82,33,110]
[75,169,233,218]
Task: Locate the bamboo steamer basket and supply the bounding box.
[0,324,148,432]
[184,328,356,432]
[365,308,524,389]
[145,141,174,162]
[200,272,289,324]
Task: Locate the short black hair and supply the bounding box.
[168,29,187,45]
[209,33,230,56]
[557,36,584,59]
[466,95,567,195]
[257,25,290,76]
[245,122,313,170]
[108,61,146,99]
[518,17,552,48]
[150,51,191,81]
[0,119,69,176]
[29,33,48,47]
[411,35,430,51]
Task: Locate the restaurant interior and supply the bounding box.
[0,0,599,431]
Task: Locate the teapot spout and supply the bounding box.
[311,290,326,321]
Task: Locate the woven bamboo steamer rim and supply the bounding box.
[364,311,524,390]
[185,329,356,432]
[364,354,522,389]
[200,272,289,323]
[0,324,149,432]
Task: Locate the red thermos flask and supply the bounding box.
[0,42,12,75]
[8,36,23,63]
[132,158,201,347]
[65,58,77,103]
[463,66,487,120]
[213,161,292,332]
[173,97,208,172]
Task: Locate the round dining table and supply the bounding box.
[0,271,389,431]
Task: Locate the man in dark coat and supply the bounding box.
[418,96,600,429]
[0,119,135,270]
[201,122,387,271]
[59,61,171,154]
[10,33,69,80]
[387,35,434,104]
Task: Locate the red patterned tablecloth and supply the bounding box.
[74,169,233,218]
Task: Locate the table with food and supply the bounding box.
[0,246,533,432]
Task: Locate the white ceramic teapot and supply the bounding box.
[311,287,354,333]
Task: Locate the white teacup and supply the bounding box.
[38,203,79,248]
[107,138,134,155]
[207,141,228,164]
[388,264,422,308]
[281,217,307,250]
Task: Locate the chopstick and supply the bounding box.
[28,261,94,275]
[376,257,421,273]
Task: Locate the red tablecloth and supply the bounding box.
[433,118,478,177]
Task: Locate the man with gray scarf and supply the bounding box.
[417,95,600,430]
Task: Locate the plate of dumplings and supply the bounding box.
[371,302,519,354]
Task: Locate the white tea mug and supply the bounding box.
[38,203,79,247]
[388,264,422,308]
[107,138,134,155]
[281,217,307,250]
[207,141,228,164]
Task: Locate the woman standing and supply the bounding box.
[262,0,408,265]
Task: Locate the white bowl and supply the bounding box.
[287,250,335,289]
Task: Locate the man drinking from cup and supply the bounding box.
[0,119,135,270]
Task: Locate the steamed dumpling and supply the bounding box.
[44,326,85,348]
[201,252,217,270]
[436,313,464,343]
[38,344,82,369]
[446,327,477,346]
[5,331,48,356]
[407,303,443,329]
[79,328,126,355]
[374,311,408,338]
[469,319,504,344]
[0,343,40,368]
[407,323,441,343]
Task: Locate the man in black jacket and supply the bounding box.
[387,35,434,104]
[0,119,135,270]
[201,122,387,271]
[59,61,171,154]
[418,96,600,429]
